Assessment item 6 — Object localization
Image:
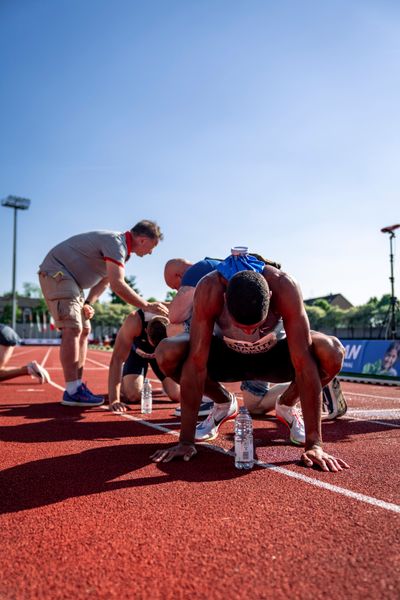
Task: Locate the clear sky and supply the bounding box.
[1,0,399,306]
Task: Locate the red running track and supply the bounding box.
[0,346,399,599]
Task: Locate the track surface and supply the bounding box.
[1,347,399,599]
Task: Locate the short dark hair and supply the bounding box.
[147,316,168,347]
[131,220,164,241]
[226,271,270,325]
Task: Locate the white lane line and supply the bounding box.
[10,348,41,359]
[85,357,109,369]
[43,367,108,371]
[41,347,52,367]
[111,410,400,515]
[344,410,400,429]
[347,392,400,401]
[49,380,65,392]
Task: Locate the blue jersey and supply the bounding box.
[181,258,221,287]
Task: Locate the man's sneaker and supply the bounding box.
[195,393,238,442]
[322,377,348,420]
[174,399,214,418]
[27,361,51,384]
[275,400,305,446]
[62,384,104,407]
[81,382,104,401]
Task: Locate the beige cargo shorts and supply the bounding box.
[39,271,90,330]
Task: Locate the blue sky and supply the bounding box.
[1,0,399,306]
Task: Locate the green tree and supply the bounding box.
[22,282,43,298]
[92,302,132,328]
[109,276,140,304]
[165,290,177,302]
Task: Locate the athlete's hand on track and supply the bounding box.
[109,401,127,414]
[151,442,197,463]
[146,302,169,317]
[301,446,350,472]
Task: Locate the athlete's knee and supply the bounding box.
[313,333,344,377]
[124,388,141,403]
[155,338,186,376]
[330,336,345,372]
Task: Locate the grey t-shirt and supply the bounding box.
[39,230,130,289]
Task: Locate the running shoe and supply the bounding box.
[62,384,104,407]
[322,377,348,420]
[195,393,238,442]
[27,361,51,384]
[174,399,214,418]
[275,400,305,446]
[81,382,105,401]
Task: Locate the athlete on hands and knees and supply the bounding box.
[39,220,167,408]
[108,311,177,413]
[152,248,350,472]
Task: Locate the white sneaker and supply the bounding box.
[322,378,348,420]
[27,360,51,384]
[174,399,214,418]
[275,399,305,446]
[195,393,238,442]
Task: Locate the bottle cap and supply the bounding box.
[231,246,248,256]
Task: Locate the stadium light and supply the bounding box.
[380,223,400,339]
[1,195,31,330]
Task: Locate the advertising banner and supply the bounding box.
[340,339,400,383]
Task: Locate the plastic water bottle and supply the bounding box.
[234,406,254,470]
[141,377,152,414]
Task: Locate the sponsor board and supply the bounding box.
[340,339,400,383]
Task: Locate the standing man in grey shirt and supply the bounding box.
[39,219,167,407]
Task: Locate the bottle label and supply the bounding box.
[235,438,253,462]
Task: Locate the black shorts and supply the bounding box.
[122,346,166,382]
[207,336,295,383]
[0,325,21,347]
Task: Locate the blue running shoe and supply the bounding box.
[62,384,104,407]
[81,382,104,401]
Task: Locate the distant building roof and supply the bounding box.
[0,295,42,313]
[304,294,353,310]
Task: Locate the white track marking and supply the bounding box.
[85,357,109,369]
[49,380,66,392]
[110,410,400,515]
[9,348,40,359]
[347,392,400,401]
[41,347,52,367]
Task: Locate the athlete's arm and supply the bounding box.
[106,261,168,316]
[168,286,196,324]
[108,311,142,412]
[272,271,349,471]
[178,276,224,444]
[151,274,224,463]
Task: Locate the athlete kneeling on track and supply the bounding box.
[108,311,176,413]
[152,248,350,472]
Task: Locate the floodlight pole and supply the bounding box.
[388,231,397,339]
[1,195,31,330]
[381,224,400,340]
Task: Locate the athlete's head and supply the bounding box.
[164,258,193,290]
[226,271,270,327]
[147,316,169,348]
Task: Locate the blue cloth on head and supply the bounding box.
[216,253,265,281]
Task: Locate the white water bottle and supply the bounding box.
[141,377,152,414]
[234,406,254,470]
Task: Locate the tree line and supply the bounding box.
[0,279,395,335]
